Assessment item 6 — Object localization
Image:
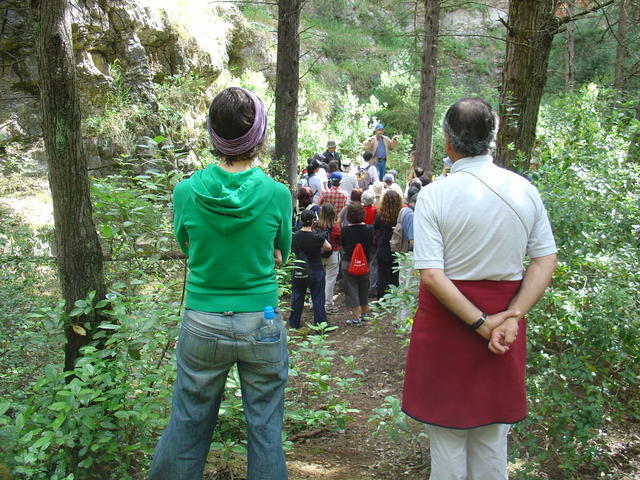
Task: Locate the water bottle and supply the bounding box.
[257,306,279,342]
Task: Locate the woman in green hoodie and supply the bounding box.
[148,87,292,480]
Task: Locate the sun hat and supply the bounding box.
[326,140,337,148]
[374,123,384,130]
[383,173,394,183]
[371,181,385,197]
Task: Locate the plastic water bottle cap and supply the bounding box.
[263,306,275,319]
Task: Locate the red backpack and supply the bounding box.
[348,243,369,276]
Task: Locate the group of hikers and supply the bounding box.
[289,136,430,327]
[148,87,558,480]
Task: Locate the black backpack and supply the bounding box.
[292,251,313,280]
[312,224,333,258]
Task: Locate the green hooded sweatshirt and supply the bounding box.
[173,163,292,312]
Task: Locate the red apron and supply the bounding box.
[402,280,527,429]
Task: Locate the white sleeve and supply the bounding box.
[526,189,557,258]
[413,191,445,270]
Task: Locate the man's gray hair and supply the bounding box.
[442,98,498,157]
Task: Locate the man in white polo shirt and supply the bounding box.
[402,97,558,480]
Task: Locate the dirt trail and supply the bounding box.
[284,291,426,480]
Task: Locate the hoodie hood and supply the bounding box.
[189,163,275,234]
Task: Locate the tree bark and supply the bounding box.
[614,0,629,89]
[274,0,302,188]
[564,2,576,90]
[415,0,440,175]
[495,0,560,170]
[37,0,107,372]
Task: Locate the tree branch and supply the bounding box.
[299,53,323,81]
[498,16,514,36]
[556,0,616,28]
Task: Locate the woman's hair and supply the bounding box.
[346,202,365,224]
[409,179,423,190]
[208,87,265,164]
[361,190,375,207]
[379,190,402,226]
[318,203,337,229]
[413,166,425,178]
[350,188,363,202]
[297,186,313,208]
[300,209,315,227]
[307,157,321,175]
[406,185,421,205]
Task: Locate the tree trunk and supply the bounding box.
[495,0,560,170]
[614,0,628,89]
[415,0,440,176]
[274,0,302,188]
[37,0,107,372]
[564,2,576,90]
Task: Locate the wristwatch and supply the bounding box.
[469,312,487,331]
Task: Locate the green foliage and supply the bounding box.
[369,395,426,458]
[370,252,418,335]
[84,61,150,154]
[91,168,182,260]
[546,5,640,92]
[372,55,420,143]
[298,83,380,162]
[286,325,362,433]
[511,84,640,477]
[154,73,212,155]
[2,294,179,480]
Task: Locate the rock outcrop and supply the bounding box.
[0,0,274,148]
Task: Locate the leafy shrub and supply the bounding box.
[2,294,179,480]
[511,85,640,477]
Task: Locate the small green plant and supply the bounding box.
[370,252,418,334]
[286,326,362,433]
[368,396,427,460]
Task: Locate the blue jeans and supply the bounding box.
[148,309,289,480]
[288,269,326,328]
[376,158,386,179]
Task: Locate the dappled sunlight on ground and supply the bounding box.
[0,179,53,228]
[288,460,363,479]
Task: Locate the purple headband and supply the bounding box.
[207,87,267,156]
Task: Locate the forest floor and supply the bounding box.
[283,293,423,480]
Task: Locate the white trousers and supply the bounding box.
[321,251,340,307]
[427,423,511,480]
